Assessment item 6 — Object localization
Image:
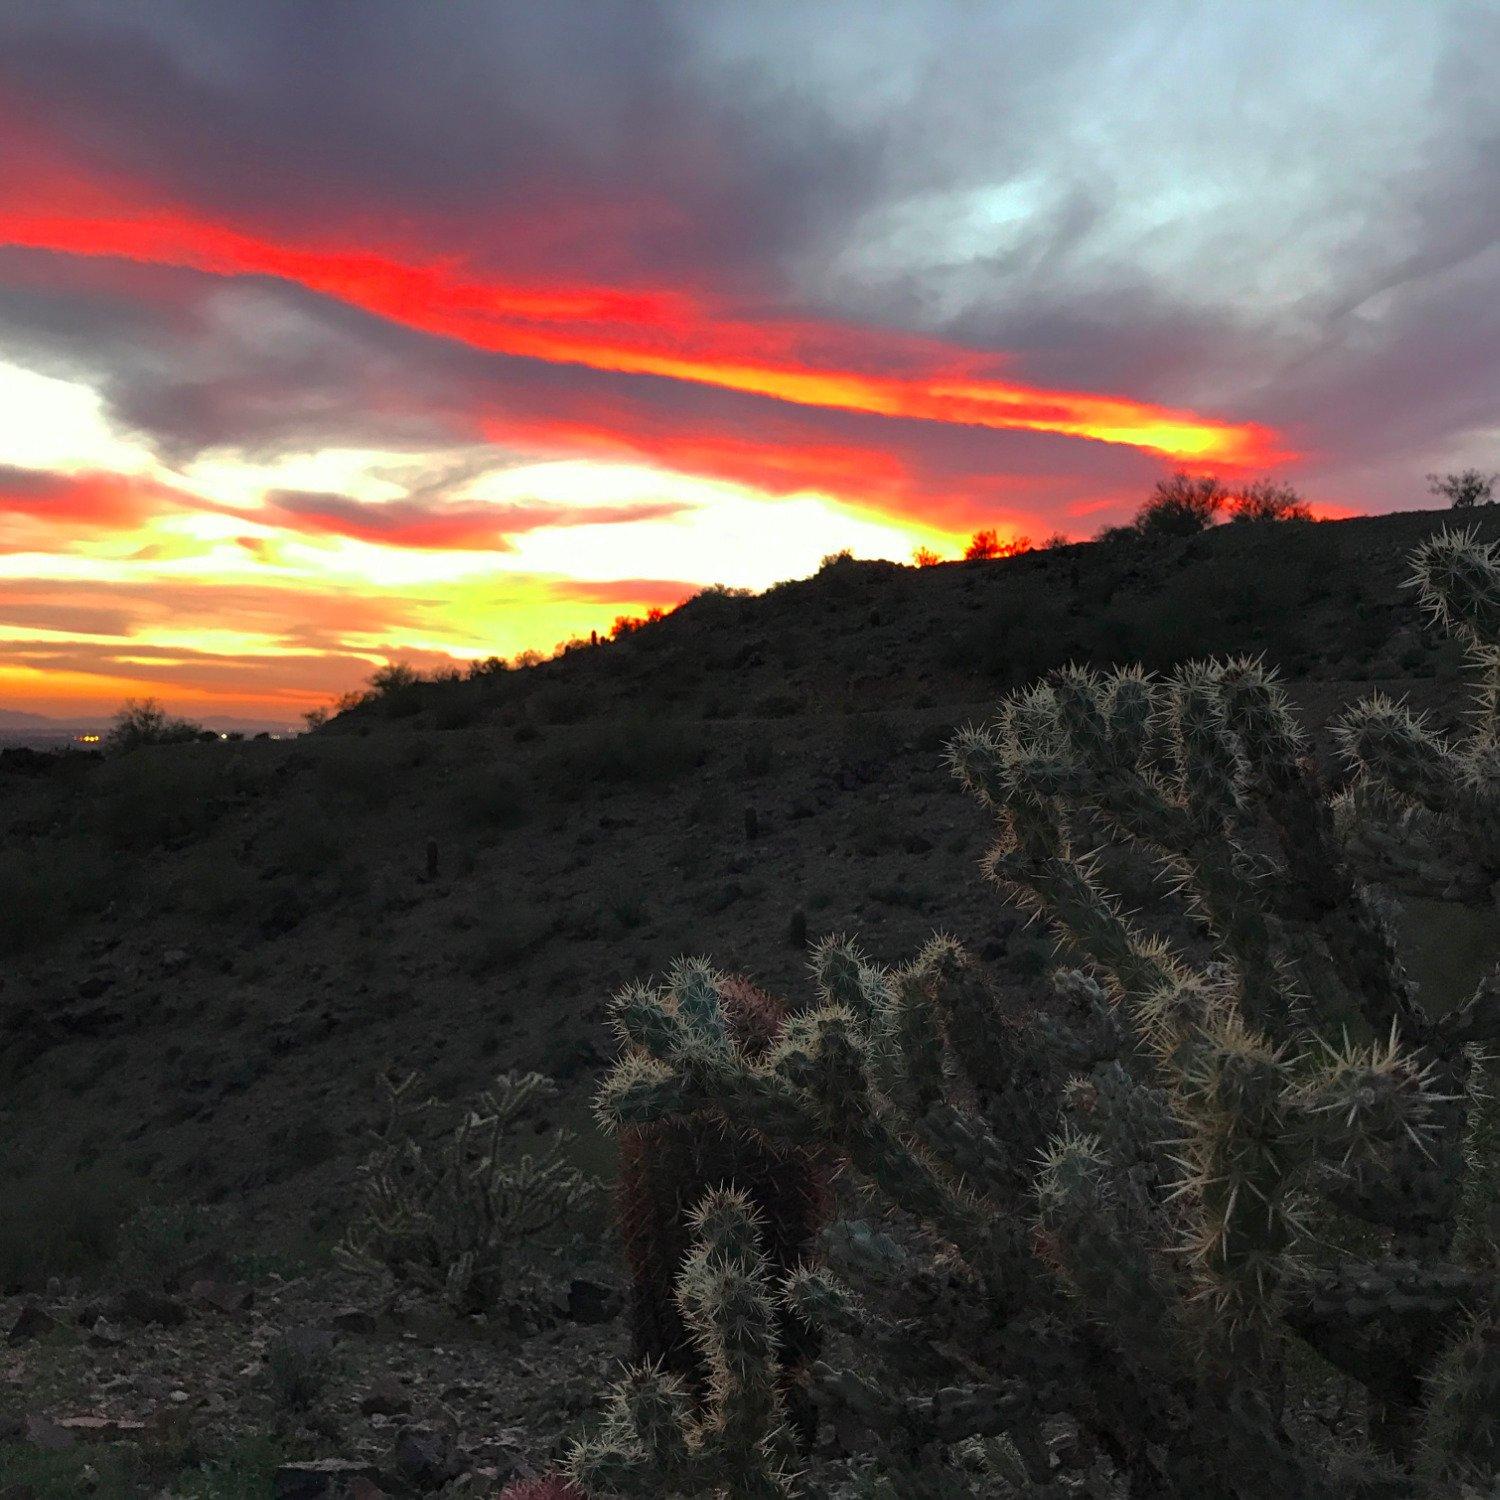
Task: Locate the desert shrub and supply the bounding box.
[964,528,1001,560]
[256,794,344,880]
[461,908,547,977]
[0,838,112,954]
[1428,468,1496,508]
[1228,477,1313,523]
[265,1330,335,1411]
[837,710,900,772]
[0,1437,286,1500]
[1134,470,1228,537]
[366,660,426,719]
[590,530,1500,1493]
[536,683,599,724]
[336,1070,594,1313]
[942,585,1077,682]
[113,1201,234,1290]
[82,744,269,851]
[912,546,942,567]
[103,697,205,754]
[430,693,486,731]
[448,763,530,829]
[300,737,405,812]
[535,716,707,799]
[0,1167,136,1292]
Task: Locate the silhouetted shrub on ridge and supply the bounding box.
[104,697,206,754]
[1428,468,1496,508]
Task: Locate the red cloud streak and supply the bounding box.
[0,468,181,532]
[0,208,1292,467]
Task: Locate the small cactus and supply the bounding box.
[568,1188,822,1498]
[611,964,827,1443]
[336,1070,594,1313]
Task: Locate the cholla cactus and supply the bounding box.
[594,531,1500,1494]
[566,1188,807,1498]
[336,1069,594,1313]
[1334,528,1500,902]
[615,964,828,1442]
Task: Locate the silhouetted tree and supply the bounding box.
[104,697,205,754]
[912,546,942,567]
[369,662,423,695]
[1428,468,1496,508]
[1133,471,1228,536]
[1228,477,1312,523]
[964,528,1001,560]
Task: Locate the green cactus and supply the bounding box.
[1334,528,1500,902]
[592,529,1500,1495]
[336,1069,594,1314]
[614,965,828,1442]
[566,1187,807,1499]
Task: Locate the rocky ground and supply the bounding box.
[1,1252,623,1496]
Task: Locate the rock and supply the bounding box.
[86,1318,125,1349]
[23,1415,74,1451]
[272,1459,381,1499]
[562,1278,621,1325]
[393,1426,462,1490]
[188,1278,254,1313]
[105,1287,187,1327]
[51,1415,147,1442]
[346,1481,391,1500]
[328,1306,376,1335]
[161,948,189,973]
[359,1375,411,1417]
[6,1304,55,1344]
[77,974,114,1000]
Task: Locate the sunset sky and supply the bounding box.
[2,3,1497,721]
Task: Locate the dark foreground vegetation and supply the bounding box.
[1,505,1497,1497]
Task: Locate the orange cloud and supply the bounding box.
[0,208,1291,467]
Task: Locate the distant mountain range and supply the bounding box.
[0,707,300,739]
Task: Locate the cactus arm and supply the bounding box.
[1281,1259,1492,1437]
[1441,964,1500,1048]
[1253,740,1431,1045]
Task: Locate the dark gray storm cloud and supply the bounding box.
[0,0,1496,519]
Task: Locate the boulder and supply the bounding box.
[561,1277,621,1325]
[5,1304,55,1344]
[105,1287,187,1327]
[393,1425,462,1490]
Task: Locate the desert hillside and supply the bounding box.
[2,506,1498,1494]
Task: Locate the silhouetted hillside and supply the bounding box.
[2,506,1498,1492]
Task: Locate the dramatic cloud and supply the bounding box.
[0,1,1495,716]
